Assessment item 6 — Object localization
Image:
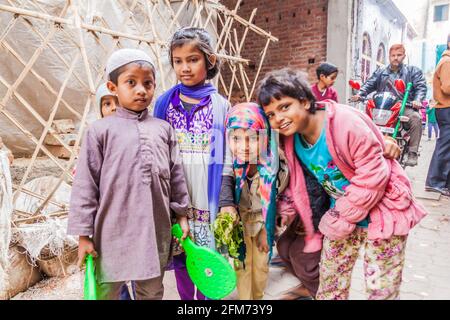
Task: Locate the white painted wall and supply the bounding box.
[423,0,450,75]
[327,0,420,101]
[326,0,354,102]
[352,0,416,81]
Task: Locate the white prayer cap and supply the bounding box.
[105,48,155,79]
[96,83,113,113]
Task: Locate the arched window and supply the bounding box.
[376,43,386,69]
[361,32,372,82]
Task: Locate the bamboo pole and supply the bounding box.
[145,0,167,91]
[235,30,249,101]
[12,184,67,209]
[13,211,68,225]
[238,8,257,53]
[249,37,272,99]
[215,0,241,52]
[214,53,249,64]
[234,8,257,101]
[12,0,90,94]
[0,42,80,151]
[207,1,278,42]
[202,5,214,29]
[0,4,166,45]
[25,20,91,94]
[13,210,32,218]
[0,108,73,181]
[218,73,229,97]
[216,13,246,94]
[190,0,203,28]
[34,86,95,216]
[0,57,75,155]
[0,41,82,122]
[18,54,79,190]
[151,0,174,32]
[0,7,18,43]
[74,1,95,94]
[0,77,74,156]
[0,19,61,118]
[214,9,237,56]
[167,0,188,33]
[211,7,248,67]
[220,15,239,60]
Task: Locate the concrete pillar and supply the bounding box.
[326,0,355,102]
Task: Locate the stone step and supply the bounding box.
[44,133,77,146]
[44,145,72,159]
[52,119,75,134]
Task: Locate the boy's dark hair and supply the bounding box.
[108,61,155,85]
[256,68,317,114]
[447,33,450,50]
[169,27,221,80]
[316,62,338,80]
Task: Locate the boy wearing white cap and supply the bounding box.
[68,49,190,300]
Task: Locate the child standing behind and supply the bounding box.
[96,83,118,118]
[153,27,230,300]
[311,62,339,102]
[427,101,439,140]
[420,101,427,132]
[68,49,190,300]
[219,103,288,300]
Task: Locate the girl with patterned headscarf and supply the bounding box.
[219,102,289,300]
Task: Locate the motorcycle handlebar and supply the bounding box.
[347,98,369,103]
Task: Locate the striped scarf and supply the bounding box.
[225,103,279,259]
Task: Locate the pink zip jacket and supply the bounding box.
[279,101,427,252]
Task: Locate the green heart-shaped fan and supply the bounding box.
[171,224,236,300]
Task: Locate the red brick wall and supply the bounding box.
[219,0,328,99]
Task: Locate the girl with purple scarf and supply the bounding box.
[153,27,230,300]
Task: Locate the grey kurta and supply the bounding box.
[68,106,189,283]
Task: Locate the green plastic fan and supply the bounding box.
[172,224,236,300]
[84,254,97,300]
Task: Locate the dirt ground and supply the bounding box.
[10,156,68,186]
[12,271,83,300]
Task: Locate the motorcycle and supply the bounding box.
[348,79,413,168]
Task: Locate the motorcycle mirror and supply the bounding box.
[349,80,361,90]
[394,79,406,93]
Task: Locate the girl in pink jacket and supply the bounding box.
[257,68,427,300]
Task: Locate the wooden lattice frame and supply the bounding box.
[0,0,278,225]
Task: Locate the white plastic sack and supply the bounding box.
[12,176,77,262]
[0,150,13,283]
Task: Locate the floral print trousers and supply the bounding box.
[316,228,407,300]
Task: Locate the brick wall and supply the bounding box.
[220,0,328,99]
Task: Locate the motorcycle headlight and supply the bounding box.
[372,109,392,126]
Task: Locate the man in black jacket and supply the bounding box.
[351,44,427,166]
